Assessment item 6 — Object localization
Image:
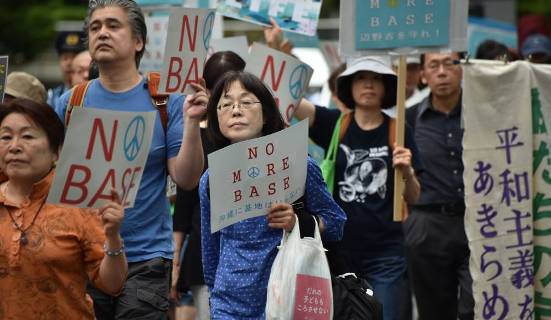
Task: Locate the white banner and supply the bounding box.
[245,43,313,124]
[463,60,551,319]
[207,119,309,233]
[48,108,156,209]
[160,8,215,95]
[531,65,551,319]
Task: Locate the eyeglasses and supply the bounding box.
[217,100,261,113]
[426,59,461,72]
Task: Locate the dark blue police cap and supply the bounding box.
[55,31,86,54]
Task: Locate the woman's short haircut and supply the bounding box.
[0,98,65,153]
[206,71,285,148]
[203,51,246,91]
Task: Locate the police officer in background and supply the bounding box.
[47,31,86,107]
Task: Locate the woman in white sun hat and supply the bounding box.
[295,55,422,320]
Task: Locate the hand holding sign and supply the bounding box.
[267,203,296,231]
[392,143,414,177]
[264,18,293,55]
[99,190,124,239]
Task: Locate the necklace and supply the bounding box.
[5,200,46,245]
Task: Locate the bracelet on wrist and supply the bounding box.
[104,240,125,257]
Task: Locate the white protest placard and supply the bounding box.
[208,119,309,233]
[245,43,313,124]
[0,56,7,103]
[208,36,249,61]
[160,8,215,95]
[339,0,469,57]
[47,108,156,209]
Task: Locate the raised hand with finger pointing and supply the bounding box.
[183,78,209,122]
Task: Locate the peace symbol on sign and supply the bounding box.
[124,116,146,161]
[289,65,309,100]
[203,12,215,50]
[247,166,261,179]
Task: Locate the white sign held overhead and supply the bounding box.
[339,1,468,57]
[245,43,313,124]
[160,8,215,95]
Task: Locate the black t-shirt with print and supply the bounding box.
[310,106,422,256]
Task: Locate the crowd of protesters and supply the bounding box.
[2,0,551,319]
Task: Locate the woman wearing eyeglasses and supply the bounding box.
[194,71,346,319]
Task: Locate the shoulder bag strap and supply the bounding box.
[65,80,91,127]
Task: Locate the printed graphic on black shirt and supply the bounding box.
[338,144,389,203]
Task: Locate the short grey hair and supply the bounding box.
[85,0,147,68]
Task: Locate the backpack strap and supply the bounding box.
[65,81,92,127]
[338,112,352,142]
[388,117,396,149]
[147,71,169,134]
[64,75,170,135]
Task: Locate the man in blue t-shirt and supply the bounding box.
[55,1,206,318]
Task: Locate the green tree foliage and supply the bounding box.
[0,0,87,64]
[518,0,551,16]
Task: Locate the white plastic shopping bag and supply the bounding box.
[266,216,333,320]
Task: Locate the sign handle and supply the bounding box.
[393,55,407,222]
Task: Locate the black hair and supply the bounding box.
[85,0,147,68]
[203,51,246,91]
[475,40,509,60]
[337,73,397,110]
[206,71,285,149]
[0,98,65,154]
[420,52,466,67]
[328,62,346,95]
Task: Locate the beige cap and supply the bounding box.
[5,72,47,104]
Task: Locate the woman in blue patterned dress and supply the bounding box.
[198,71,346,319]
